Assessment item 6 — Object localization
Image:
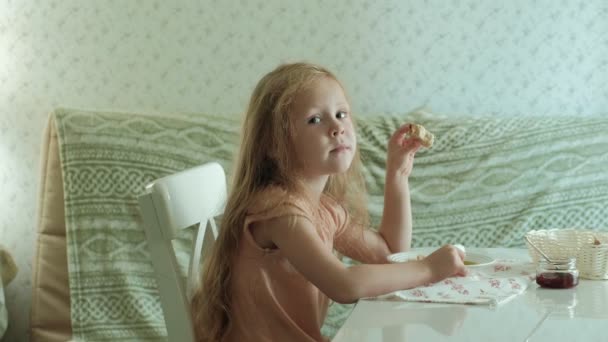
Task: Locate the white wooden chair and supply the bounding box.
[138,162,227,342]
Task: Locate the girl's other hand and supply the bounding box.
[421,244,468,283]
[386,124,421,179]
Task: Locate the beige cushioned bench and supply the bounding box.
[31,115,71,341]
[30,108,608,341]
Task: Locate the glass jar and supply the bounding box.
[535,257,579,289]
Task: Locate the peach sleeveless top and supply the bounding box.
[224,188,350,342]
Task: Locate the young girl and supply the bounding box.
[191,62,467,341]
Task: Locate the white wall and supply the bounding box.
[0,0,606,340]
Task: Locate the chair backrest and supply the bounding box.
[138,162,227,342]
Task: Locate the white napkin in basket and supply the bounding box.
[370,260,536,307]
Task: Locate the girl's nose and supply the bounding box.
[331,125,345,137]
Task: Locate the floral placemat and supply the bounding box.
[371,260,536,306]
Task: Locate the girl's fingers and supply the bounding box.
[390,124,412,146]
[454,248,468,276]
[402,138,421,153]
[391,124,423,152]
[407,139,421,150]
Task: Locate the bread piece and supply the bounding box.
[410,123,434,148]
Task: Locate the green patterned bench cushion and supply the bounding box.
[52,108,608,340]
[392,110,608,247]
[53,109,239,341]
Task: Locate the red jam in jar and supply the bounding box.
[535,257,579,289]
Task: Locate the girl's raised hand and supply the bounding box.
[421,245,468,283]
[386,124,421,179]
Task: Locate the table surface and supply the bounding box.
[332,248,608,342]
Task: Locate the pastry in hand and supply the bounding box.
[409,123,434,148]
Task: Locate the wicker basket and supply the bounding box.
[525,229,608,280]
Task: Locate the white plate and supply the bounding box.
[387,250,495,268]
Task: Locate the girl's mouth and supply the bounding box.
[331,145,350,153]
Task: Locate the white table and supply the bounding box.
[333,248,608,342]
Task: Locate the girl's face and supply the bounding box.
[289,77,356,179]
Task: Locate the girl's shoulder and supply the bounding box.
[248,186,312,216]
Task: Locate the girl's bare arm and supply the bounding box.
[343,123,420,261]
[266,215,466,304]
[377,123,422,252]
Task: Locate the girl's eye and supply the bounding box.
[308,116,321,124]
[336,111,347,119]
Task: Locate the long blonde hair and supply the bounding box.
[190,62,369,341]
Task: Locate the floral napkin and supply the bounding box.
[371,260,536,306]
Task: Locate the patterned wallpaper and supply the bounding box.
[0,0,606,340]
